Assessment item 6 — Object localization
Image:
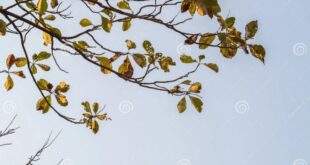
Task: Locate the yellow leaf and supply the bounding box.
[14,57,27,67]
[80,18,93,27]
[36,95,51,113]
[97,114,106,120]
[0,19,7,36]
[92,120,99,134]
[101,16,112,32]
[122,18,131,31]
[43,32,52,46]
[177,97,187,113]
[44,15,56,21]
[37,0,48,15]
[56,82,70,93]
[93,102,99,114]
[189,95,203,113]
[118,57,133,78]
[55,94,68,106]
[199,33,215,49]
[96,56,112,74]
[125,40,136,49]
[189,82,202,93]
[4,75,14,91]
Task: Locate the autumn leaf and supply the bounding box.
[36,95,51,113]
[4,75,14,91]
[43,32,52,46]
[14,57,27,67]
[118,57,134,78]
[92,120,99,134]
[132,54,147,68]
[177,97,187,113]
[189,82,202,93]
[37,0,48,15]
[189,96,203,113]
[80,18,93,27]
[0,19,7,36]
[55,94,68,106]
[6,54,15,69]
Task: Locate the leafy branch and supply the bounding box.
[0,0,265,134]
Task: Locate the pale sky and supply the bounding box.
[0,0,309,165]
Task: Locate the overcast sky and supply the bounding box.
[0,0,309,165]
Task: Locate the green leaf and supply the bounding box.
[0,19,7,36]
[82,101,91,112]
[189,96,203,113]
[143,40,154,54]
[159,56,175,72]
[245,20,258,39]
[96,56,112,74]
[225,17,235,28]
[93,102,99,114]
[101,16,112,32]
[26,2,36,11]
[132,54,147,68]
[125,40,136,49]
[220,40,237,58]
[204,63,219,73]
[80,18,93,27]
[37,51,51,61]
[199,34,215,49]
[31,65,37,74]
[198,55,205,61]
[249,44,265,63]
[181,80,191,85]
[37,0,48,15]
[36,95,51,113]
[92,120,99,134]
[50,27,62,37]
[37,79,49,90]
[117,1,131,10]
[177,97,187,113]
[122,18,131,31]
[180,55,196,63]
[15,57,28,67]
[101,8,113,18]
